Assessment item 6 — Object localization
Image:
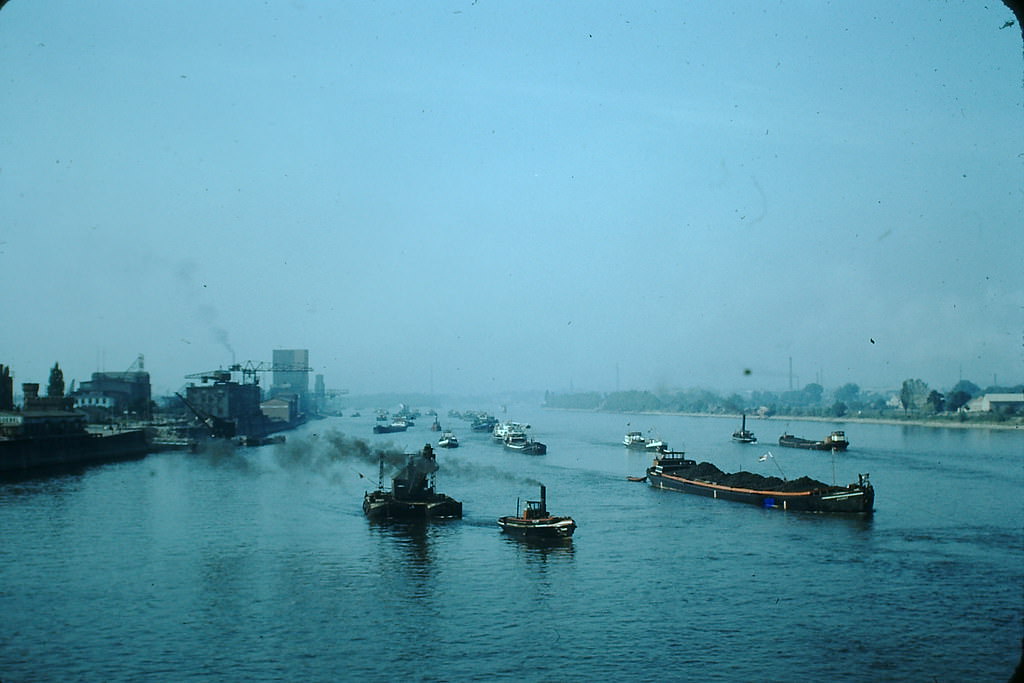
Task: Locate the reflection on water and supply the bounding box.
[503,533,576,574]
[501,533,575,552]
[367,520,443,601]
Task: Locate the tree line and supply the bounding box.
[543,379,1023,422]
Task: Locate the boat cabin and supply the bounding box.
[522,498,549,520]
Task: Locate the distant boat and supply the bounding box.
[373,418,409,434]
[493,421,530,441]
[502,425,547,454]
[623,431,648,449]
[778,430,849,451]
[623,429,668,452]
[731,414,757,444]
[470,414,498,432]
[438,430,459,448]
[497,485,576,538]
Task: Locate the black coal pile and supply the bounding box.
[685,461,829,492]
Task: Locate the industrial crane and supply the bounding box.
[174,392,236,438]
[184,361,312,386]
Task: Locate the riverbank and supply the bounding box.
[678,412,1021,431]
[545,407,1023,431]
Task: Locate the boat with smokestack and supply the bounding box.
[363,443,462,521]
[497,485,577,538]
[731,414,757,443]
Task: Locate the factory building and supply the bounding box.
[270,348,310,412]
[72,355,152,421]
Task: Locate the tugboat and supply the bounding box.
[731,413,757,443]
[438,430,459,448]
[497,485,576,538]
[363,444,462,521]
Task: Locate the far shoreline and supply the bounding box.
[544,407,1023,431]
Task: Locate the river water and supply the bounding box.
[1,408,1021,682]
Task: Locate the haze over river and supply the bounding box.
[1,409,1021,682]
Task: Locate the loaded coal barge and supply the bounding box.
[645,452,873,513]
[363,443,462,521]
[497,485,576,538]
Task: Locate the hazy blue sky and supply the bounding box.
[2,2,1021,397]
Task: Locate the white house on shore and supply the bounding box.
[963,393,1024,413]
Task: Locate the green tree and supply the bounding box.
[834,383,861,405]
[925,390,945,413]
[900,379,929,413]
[801,383,824,405]
[830,401,848,417]
[723,393,744,413]
[950,380,981,398]
[946,390,972,412]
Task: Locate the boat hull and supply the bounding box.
[362,491,463,521]
[0,429,152,474]
[646,467,873,514]
[497,516,576,538]
[778,432,849,451]
[373,424,408,434]
[504,441,547,455]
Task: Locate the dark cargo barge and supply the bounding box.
[645,453,873,513]
[1,363,153,475]
[363,443,462,521]
[0,428,152,474]
[778,430,849,451]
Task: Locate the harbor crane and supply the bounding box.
[174,392,235,438]
[184,361,312,386]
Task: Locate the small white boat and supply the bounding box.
[493,421,530,441]
[623,430,668,453]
